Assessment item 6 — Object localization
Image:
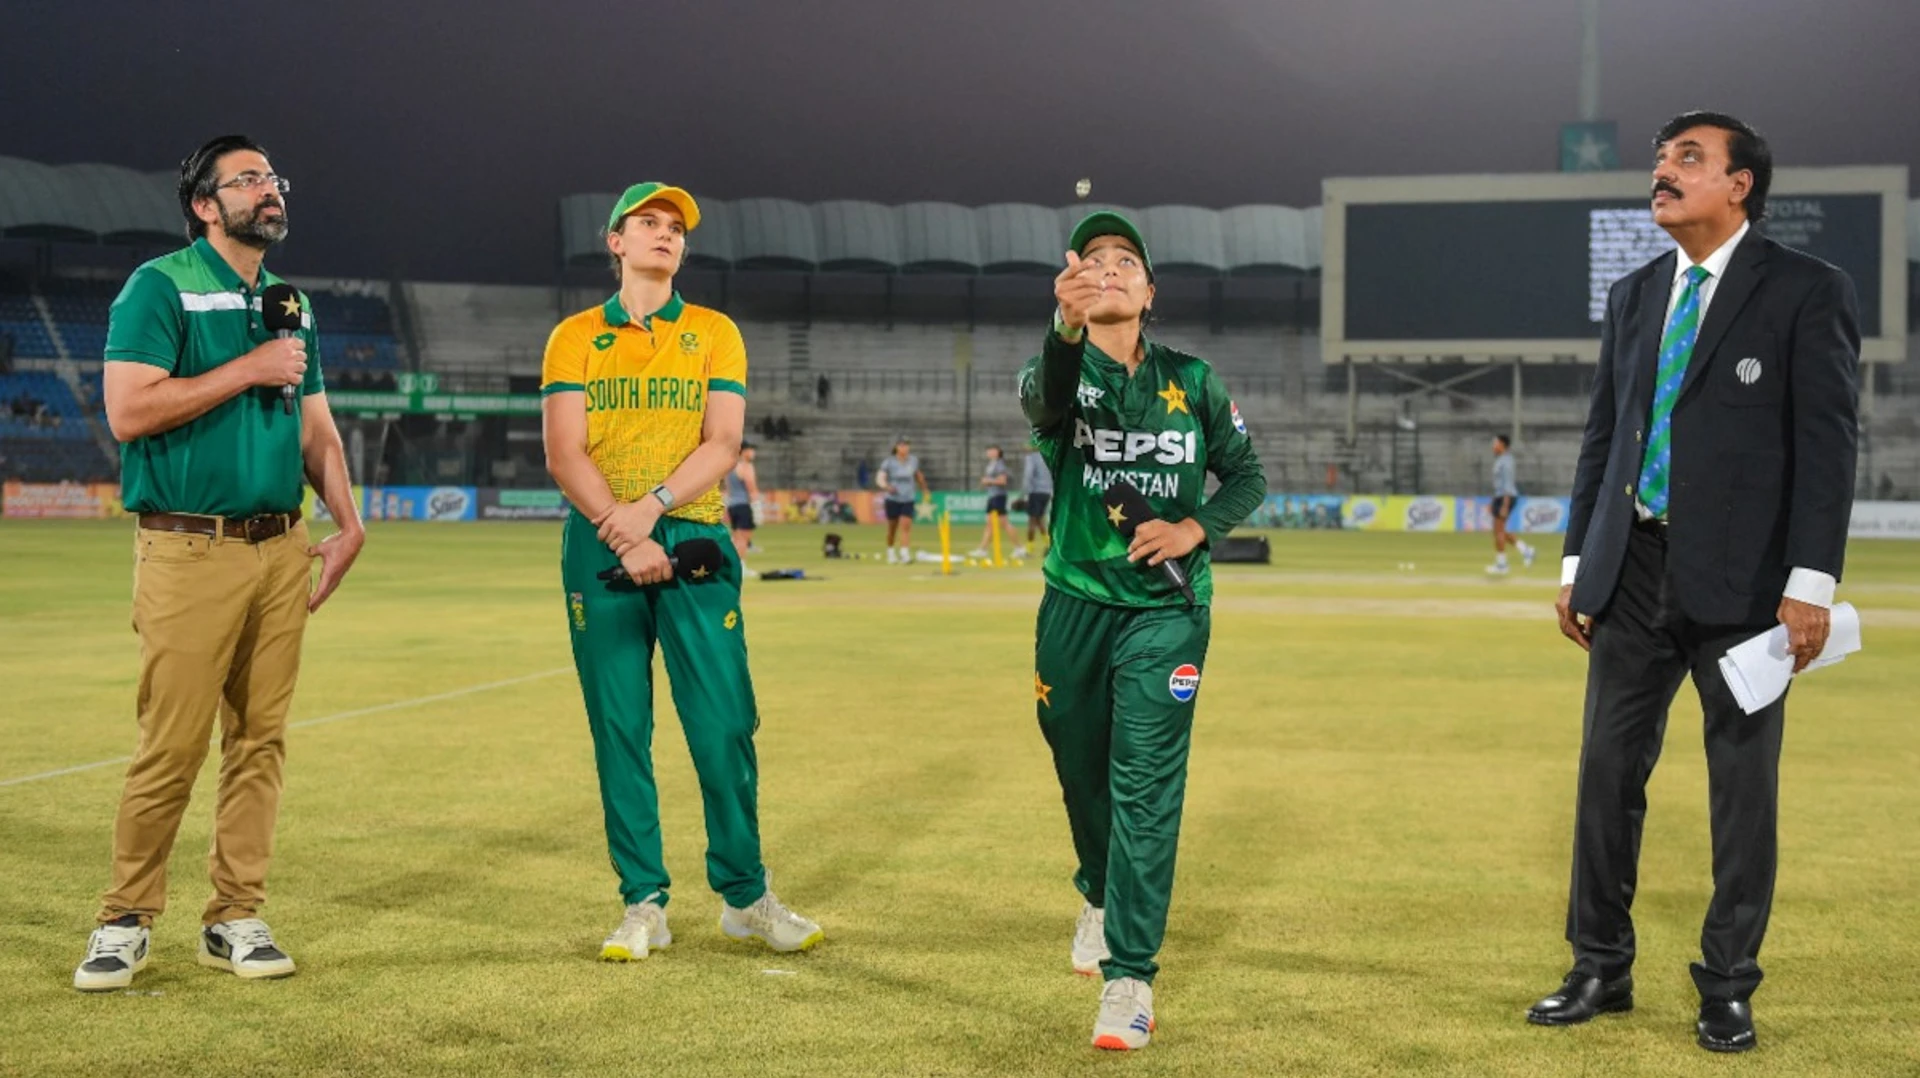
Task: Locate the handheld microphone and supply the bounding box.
[596,537,728,590]
[260,282,303,416]
[1103,479,1196,607]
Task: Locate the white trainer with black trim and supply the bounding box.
[720,877,824,953]
[1092,976,1156,1051]
[73,919,150,992]
[1071,902,1109,976]
[198,918,296,980]
[601,901,671,961]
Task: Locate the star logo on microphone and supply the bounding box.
[279,295,303,318]
[1107,503,1127,527]
[1158,380,1189,415]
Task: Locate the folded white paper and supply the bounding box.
[1717,602,1862,715]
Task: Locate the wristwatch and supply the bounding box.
[649,484,675,510]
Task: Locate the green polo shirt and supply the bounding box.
[105,238,325,517]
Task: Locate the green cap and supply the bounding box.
[607,182,701,233]
[1068,210,1153,279]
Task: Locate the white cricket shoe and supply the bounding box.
[1092,977,1156,1050]
[1520,542,1537,568]
[1071,902,1109,976]
[968,548,990,560]
[1011,545,1029,559]
[720,879,824,953]
[601,900,671,961]
[73,918,150,992]
[1485,561,1510,576]
[198,918,296,980]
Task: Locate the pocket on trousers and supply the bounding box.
[138,531,212,563]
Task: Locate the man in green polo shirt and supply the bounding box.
[72,134,365,992]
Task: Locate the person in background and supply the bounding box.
[1022,445,1053,552]
[1487,433,1535,575]
[970,445,1022,560]
[877,437,929,564]
[726,441,761,564]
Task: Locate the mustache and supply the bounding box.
[1651,181,1683,201]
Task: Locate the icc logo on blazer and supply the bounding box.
[1735,357,1763,385]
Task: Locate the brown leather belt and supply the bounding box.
[137,508,301,544]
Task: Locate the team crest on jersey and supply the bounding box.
[592,333,616,351]
[569,592,586,631]
[1168,663,1201,703]
[680,332,700,355]
[1231,400,1247,434]
[1076,381,1106,408]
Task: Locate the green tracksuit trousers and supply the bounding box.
[561,510,766,910]
[1034,587,1211,984]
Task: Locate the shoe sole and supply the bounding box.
[1527,999,1633,1026]
[600,935,672,962]
[720,920,825,954]
[73,954,149,992]
[1092,1020,1155,1051]
[1072,959,1103,977]
[1697,1032,1756,1053]
[197,947,296,980]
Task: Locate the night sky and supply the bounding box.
[6,0,1916,283]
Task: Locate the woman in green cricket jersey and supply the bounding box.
[1018,212,1266,1051]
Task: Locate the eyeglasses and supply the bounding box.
[216,172,291,195]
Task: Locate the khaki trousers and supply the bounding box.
[99,520,310,926]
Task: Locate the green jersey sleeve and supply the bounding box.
[299,292,325,396]
[1190,368,1265,545]
[104,267,185,370]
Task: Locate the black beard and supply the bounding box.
[221,201,288,250]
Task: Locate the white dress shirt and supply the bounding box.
[1562,221,1837,608]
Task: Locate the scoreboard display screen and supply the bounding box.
[1323,169,1905,362]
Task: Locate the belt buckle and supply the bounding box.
[240,515,268,543]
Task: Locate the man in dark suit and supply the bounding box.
[1529,111,1860,1053]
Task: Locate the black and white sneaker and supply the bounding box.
[198,918,297,980]
[73,916,150,992]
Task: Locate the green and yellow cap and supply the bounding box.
[1068,210,1153,279]
[607,182,702,233]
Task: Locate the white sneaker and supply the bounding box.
[198,918,296,980]
[73,918,149,992]
[1011,545,1028,559]
[720,879,824,953]
[1486,561,1510,576]
[601,900,671,961]
[898,547,912,564]
[885,547,900,564]
[1520,542,1537,568]
[1071,902,1109,976]
[1092,977,1156,1050]
[968,548,990,559]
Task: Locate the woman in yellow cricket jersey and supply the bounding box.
[541,182,823,960]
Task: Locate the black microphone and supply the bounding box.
[1103,479,1197,607]
[596,537,728,590]
[261,282,303,416]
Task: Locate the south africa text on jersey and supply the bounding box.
[586,376,706,414]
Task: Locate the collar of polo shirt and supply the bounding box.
[601,291,686,331]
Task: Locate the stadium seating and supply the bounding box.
[556,196,1324,277]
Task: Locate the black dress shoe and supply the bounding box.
[1697,998,1756,1052]
[1527,972,1634,1026]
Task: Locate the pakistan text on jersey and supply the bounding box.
[585,376,706,414]
[1072,421,1198,465]
[1082,465,1181,499]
